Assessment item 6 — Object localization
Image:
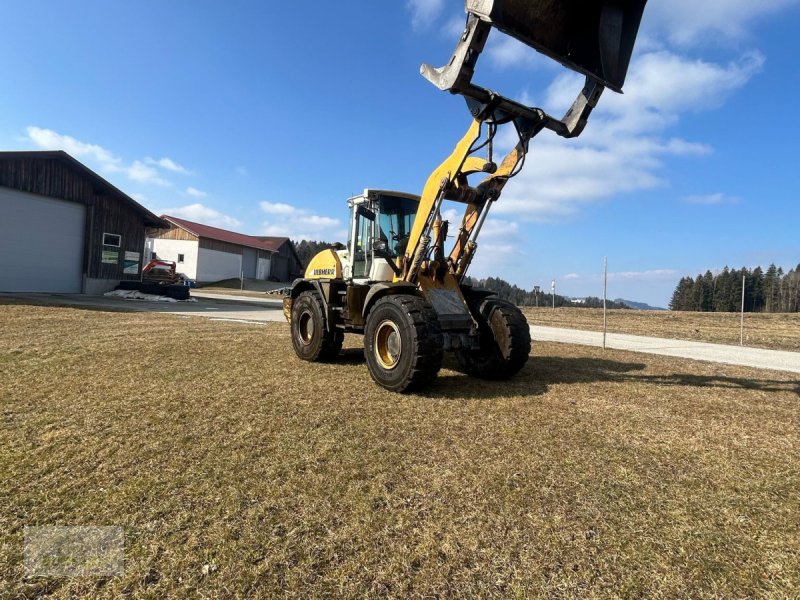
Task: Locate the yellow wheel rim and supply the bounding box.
[374,320,402,370]
[298,310,314,344]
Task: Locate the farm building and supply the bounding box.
[0,150,166,294]
[146,216,301,283]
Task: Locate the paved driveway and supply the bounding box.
[0,292,287,323]
[531,325,800,375]
[4,293,798,374]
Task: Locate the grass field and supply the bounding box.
[1,304,799,598]
[523,307,800,352]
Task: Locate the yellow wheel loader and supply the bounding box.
[284,0,648,392]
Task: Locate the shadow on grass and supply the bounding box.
[426,355,799,399]
[338,349,367,364]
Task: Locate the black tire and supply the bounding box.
[456,297,530,379]
[140,283,165,296]
[363,294,443,393]
[290,290,343,362]
[166,284,190,300]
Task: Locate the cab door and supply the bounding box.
[348,203,374,280]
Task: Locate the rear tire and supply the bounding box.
[290,290,343,362]
[456,297,530,379]
[364,294,443,393]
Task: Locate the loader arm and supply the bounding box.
[400,0,647,284]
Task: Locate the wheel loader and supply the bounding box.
[284,0,648,392]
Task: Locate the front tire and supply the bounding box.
[456,297,530,379]
[364,294,443,393]
[290,290,343,361]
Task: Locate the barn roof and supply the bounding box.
[0,150,166,228]
[253,236,291,251]
[163,216,289,253]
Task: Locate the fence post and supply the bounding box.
[740,274,746,346]
[603,257,608,350]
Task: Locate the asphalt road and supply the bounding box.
[0,292,287,323]
[531,325,800,375]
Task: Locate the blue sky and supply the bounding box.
[2,1,798,306]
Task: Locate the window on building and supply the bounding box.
[103,233,121,247]
[177,254,185,263]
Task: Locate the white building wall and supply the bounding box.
[197,247,243,283]
[149,238,199,279]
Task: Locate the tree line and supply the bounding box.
[463,276,629,309]
[669,264,800,313]
[294,240,628,309]
[293,240,338,268]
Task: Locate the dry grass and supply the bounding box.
[1,304,798,598]
[523,307,800,352]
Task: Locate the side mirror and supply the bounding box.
[372,239,388,252]
[357,205,376,222]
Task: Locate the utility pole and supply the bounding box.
[551,279,556,309]
[740,274,746,346]
[603,257,608,350]
[534,285,540,308]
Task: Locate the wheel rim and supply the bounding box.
[374,320,402,369]
[298,310,315,344]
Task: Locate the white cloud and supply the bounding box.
[492,49,763,220]
[259,200,346,242]
[442,14,467,38]
[260,201,298,216]
[478,218,519,239]
[126,160,169,186]
[441,207,460,223]
[161,203,242,229]
[24,126,187,188]
[407,0,445,30]
[26,126,121,168]
[145,157,191,175]
[563,269,678,282]
[185,186,208,198]
[296,214,340,228]
[612,269,678,281]
[486,33,549,70]
[644,0,800,46]
[684,193,740,205]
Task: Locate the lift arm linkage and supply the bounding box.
[402,0,647,283]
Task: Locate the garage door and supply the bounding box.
[0,187,86,293]
[242,247,257,278]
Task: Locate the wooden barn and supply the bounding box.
[0,150,166,294]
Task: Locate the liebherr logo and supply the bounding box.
[312,268,336,277]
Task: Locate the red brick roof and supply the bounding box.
[162,216,289,252]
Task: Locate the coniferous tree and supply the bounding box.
[750,267,765,312]
[668,262,798,313]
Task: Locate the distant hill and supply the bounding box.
[615,298,667,311]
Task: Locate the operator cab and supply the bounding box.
[345,189,419,282]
